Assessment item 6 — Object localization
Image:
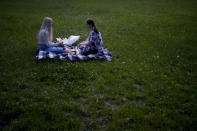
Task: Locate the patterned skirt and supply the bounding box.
[79,45,98,56]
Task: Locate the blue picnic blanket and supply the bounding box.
[36,47,113,61]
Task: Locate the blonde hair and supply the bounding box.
[40,17,53,41]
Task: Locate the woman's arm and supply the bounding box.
[78,41,92,48]
[39,30,64,47]
[41,30,64,47]
[44,31,59,47]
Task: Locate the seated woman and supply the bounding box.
[78,18,103,55]
[38,17,64,53]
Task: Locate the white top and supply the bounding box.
[38,29,58,47]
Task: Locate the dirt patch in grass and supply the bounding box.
[104,98,120,110]
[136,97,147,106]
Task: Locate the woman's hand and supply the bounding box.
[77,44,82,48]
[78,41,90,48]
[58,42,64,47]
[78,41,85,48]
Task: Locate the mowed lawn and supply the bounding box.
[0,0,197,130]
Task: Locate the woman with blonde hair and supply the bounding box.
[38,17,64,53]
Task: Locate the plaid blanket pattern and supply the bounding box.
[36,48,113,61]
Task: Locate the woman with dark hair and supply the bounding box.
[78,18,103,55]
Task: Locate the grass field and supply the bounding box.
[0,0,197,130]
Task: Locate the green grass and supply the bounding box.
[0,0,197,130]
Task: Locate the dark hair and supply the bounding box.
[86,18,99,34]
